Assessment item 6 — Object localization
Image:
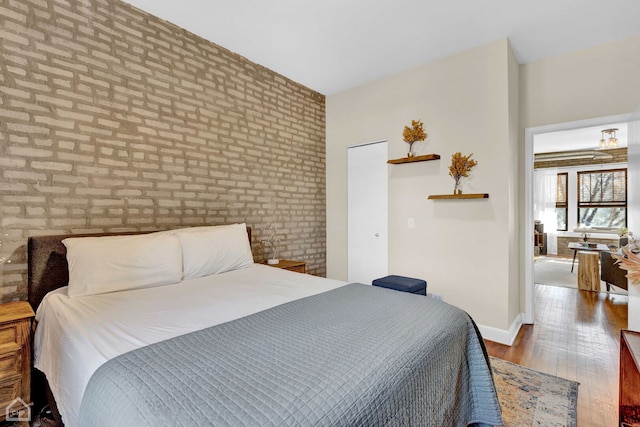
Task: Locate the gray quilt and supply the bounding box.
[78,284,503,426]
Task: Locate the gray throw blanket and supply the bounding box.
[78,284,502,426]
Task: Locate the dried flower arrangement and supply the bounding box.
[448,152,478,194]
[613,246,640,285]
[402,119,427,157]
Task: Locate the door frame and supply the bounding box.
[523,112,633,324]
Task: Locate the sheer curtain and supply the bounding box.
[534,168,558,255]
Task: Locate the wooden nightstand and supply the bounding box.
[263,260,306,273]
[0,301,35,423]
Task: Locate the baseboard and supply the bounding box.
[477,313,524,346]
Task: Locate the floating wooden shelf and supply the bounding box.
[428,193,489,200]
[387,154,440,164]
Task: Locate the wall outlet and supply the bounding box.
[408,218,415,229]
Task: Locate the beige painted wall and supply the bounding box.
[628,115,640,331]
[521,35,640,128]
[327,39,518,334]
[328,35,640,339]
[507,44,521,325]
[520,35,640,331]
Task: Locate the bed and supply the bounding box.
[28,223,503,427]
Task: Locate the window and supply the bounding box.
[577,168,627,229]
[556,173,568,231]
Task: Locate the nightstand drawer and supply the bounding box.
[0,350,21,379]
[0,324,19,347]
[286,264,306,273]
[0,375,21,407]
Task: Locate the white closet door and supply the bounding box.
[347,141,388,284]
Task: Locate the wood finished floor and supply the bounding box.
[485,284,628,427]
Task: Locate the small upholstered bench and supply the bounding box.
[372,275,427,295]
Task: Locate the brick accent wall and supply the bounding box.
[0,0,326,302]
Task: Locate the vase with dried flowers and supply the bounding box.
[448,152,477,194]
[402,119,427,157]
[259,223,281,265]
[618,227,629,248]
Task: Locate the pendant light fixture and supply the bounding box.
[599,128,618,149]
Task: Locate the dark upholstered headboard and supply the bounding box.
[27,226,252,311]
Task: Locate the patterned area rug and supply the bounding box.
[491,356,578,427]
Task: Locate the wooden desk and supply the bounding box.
[568,242,610,272]
[620,330,640,426]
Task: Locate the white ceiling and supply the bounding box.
[535,123,628,153]
[121,0,640,95]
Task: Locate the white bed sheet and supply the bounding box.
[33,264,347,427]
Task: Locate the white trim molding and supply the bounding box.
[477,313,524,346]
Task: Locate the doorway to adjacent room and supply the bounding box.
[524,111,638,323]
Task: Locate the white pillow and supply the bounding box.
[63,232,183,298]
[176,223,254,279]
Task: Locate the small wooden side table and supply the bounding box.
[620,330,640,426]
[263,260,306,273]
